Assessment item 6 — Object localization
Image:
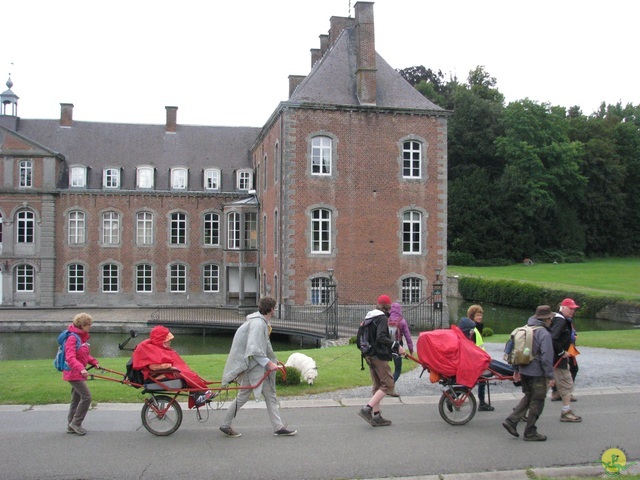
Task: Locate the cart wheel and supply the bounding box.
[141,395,183,436]
[438,387,477,426]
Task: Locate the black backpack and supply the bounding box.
[356,317,377,369]
[124,356,144,388]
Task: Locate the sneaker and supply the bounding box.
[66,425,76,434]
[502,420,519,437]
[550,392,561,401]
[219,426,242,437]
[68,423,87,436]
[274,427,297,436]
[358,405,373,425]
[478,403,495,412]
[371,412,392,427]
[560,410,582,422]
[523,432,547,441]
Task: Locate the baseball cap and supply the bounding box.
[377,294,392,306]
[560,298,580,309]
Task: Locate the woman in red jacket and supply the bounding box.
[63,313,100,436]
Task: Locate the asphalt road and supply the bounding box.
[1,388,639,480]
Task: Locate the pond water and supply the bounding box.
[0,299,636,361]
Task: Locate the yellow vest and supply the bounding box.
[474,327,485,350]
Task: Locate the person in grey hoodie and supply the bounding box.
[502,305,556,441]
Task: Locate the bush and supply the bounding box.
[348,335,357,345]
[276,366,301,386]
[448,251,476,266]
[482,327,493,337]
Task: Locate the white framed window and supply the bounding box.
[204,169,220,190]
[203,264,219,292]
[68,264,85,293]
[311,277,330,305]
[102,263,119,292]
[19,160,33,188]
[16,210,35,244]
[68,211,86,245]
[227,212,240,249]
[137,166,154,189]
[103,168,120,189]
[237,169,252,190]
[101,211,120,245]
[70,166,87,188]
[244,212,257,249]
[402,277,422,303]
[203,212,220,246]
[16,264,35,292]
[136,212,154,245]
[311,208,331,253]
[403,141,422,178]
[170,264,187,292]
[171,167,188,190]
[136,264,153,293]
[170,212,187,245]
[312,136,332,175]
[402,210,422,254]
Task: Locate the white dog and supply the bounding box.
[285,352,318,385]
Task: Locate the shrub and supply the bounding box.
[276,366,301,386]
[348,335,357,345]
[482,327,493,337]
[448,251,475,266]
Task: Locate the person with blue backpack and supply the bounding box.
[61,313,99,435]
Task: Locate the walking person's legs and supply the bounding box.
[68,381,91,435]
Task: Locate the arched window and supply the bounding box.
[402,277,422,303]
[68,264,85,292]
[203,264,219,292]
[170,264,187,292]
[311,277,330,305]
[136,212,154,245]
[136,264,153,292]
[16,264,35,292]
[203,212,220,246]
[101,211,120,245]
[102,263,119,292]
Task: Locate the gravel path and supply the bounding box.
[289,342,640,400]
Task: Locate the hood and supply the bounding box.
[150,325,172,346]
[389,302,403,321]
[527,316,548,328]
[458,317,476,337]
[365,308,386,320]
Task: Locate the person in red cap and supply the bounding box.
[549,298,582,422]
[132,325,213,407]
[358,294,405,427]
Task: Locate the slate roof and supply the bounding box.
[11,119,261,192]
[289,27,444,112]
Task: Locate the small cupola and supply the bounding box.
[1,75,19,117]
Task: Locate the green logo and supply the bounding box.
[598,447,637,477]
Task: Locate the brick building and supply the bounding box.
[0,2,448,312]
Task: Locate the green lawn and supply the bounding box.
[2,329,639,405]
[448,257,640,301]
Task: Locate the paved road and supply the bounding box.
[1,387,639,480]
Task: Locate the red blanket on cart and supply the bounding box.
[416,325,491,388]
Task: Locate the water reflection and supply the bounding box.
[0,331,313,362]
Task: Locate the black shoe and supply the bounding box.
[274,427,297,436]
[478,403,495,412]
[502,420,519,437]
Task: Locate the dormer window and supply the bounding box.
[137,166,154,189]
[171,167,188,190]
[204,168,220,190]
[237,169,252,191]
[103,168,120,189]
[70,166,87,188]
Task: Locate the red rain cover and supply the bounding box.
[416,325,491,388]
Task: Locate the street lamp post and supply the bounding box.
[325,269,338,339]
[432,268,444,328]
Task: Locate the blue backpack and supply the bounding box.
[53,329,81,372]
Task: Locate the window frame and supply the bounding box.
[68,211,86,245]
[16,210,35,244]
[237,169,252,191]
[68,263,85,293]
[16,264,35,292]
[101,211,120,246]
[137,166,154,189]
[227,212,240,250]
[171,167,188,190]
[402,210,422,254]
[136,264,153,293]
[203,212,220,246]
[310,208,331,254]
[170,263,187,293]
[19,160,33,188]
[101,263,119,293]
[402,140,422,179]
[204,168,220,190]
[103,168,121,189]
[136,211,154,246]
[311,136,332,175]
[311,277,330,305]
[203,264,220,292]
[401,277,422,303]
[169,212,187,245]
[70,166,87,188]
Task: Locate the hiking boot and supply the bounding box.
[219,426,242,437]
[550,392,561,401]
[478,403,495,412]
[523,432,547,442]
[560,410,582,422]
[502,420,519,437]
[274,427,298,436]
[371,412,392,427]
[68,423,87,435]
[358,405,373,425]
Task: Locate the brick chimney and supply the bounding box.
[289,75,306,98]
[329,16,354,48]
[60,103,74,127]
[354,2,377,105]
[165,106,178,133]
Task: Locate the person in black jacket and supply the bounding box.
[358,294,405,427]
[550,298,582,423]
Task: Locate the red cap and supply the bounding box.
[377,294,392,306]
[560,298,580,309]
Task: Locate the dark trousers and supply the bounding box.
[506,374,549,437]
[393,355,403,383]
